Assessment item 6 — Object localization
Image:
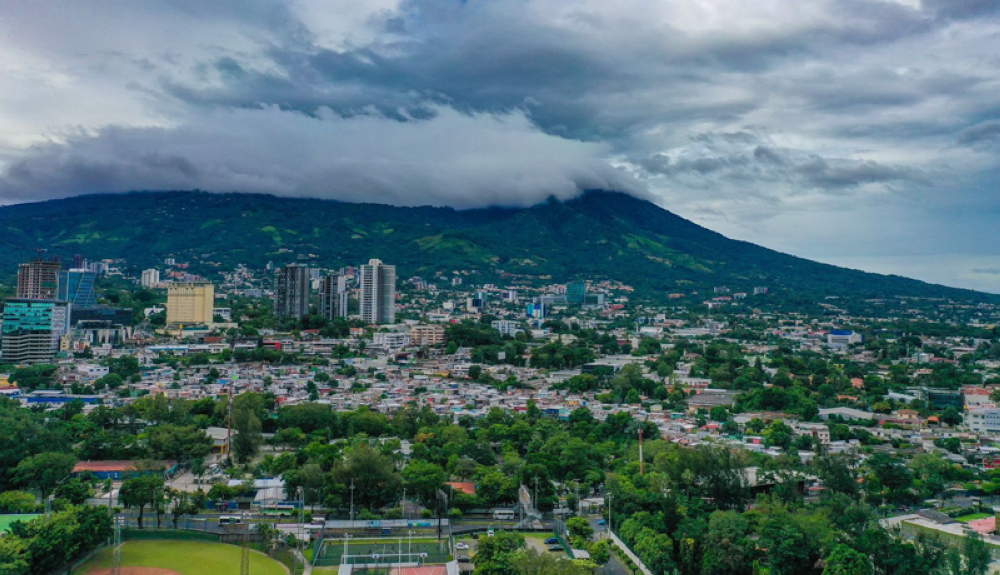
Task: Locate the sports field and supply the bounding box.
[75,540,288,575]
[314,537,450,567]
[0,514,39,534]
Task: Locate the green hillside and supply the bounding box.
[0,190,991,303]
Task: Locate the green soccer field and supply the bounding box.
[74,540,288,575]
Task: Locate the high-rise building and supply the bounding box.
[319,274,349,320]
[1,299,70,364]
[274,264,312,319]
[166,282,215,325]
[141,269,161,288]
[57,269,98,307]
[72,254,84,269]
[360,259,396,324]
[411,324,446,346]
[17,257,61,300]
[567,282,587,304]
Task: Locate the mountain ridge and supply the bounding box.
[0,189,992,304]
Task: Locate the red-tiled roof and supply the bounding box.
[446,482,476,495]
[73,460,176,473]
[74,461,138,473]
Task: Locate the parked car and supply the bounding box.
[544,538,559,545]
[456,542,470,550]
[597,519,607,525]
[547,545,563,552]
[458,556,472,563]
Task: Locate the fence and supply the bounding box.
[552,519,574,557]
[314,536,452,567]
[123,528,220,542]
[609,531,653,575]
[118,516,223,533]
[65,543,108,575]
[252,540,306,575]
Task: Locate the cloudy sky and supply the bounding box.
[1,1,999,291]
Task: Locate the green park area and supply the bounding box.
[955,513,994,523]
[75,540,287,575]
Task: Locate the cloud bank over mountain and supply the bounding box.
[1,0,1000,287]
[0,105,632,209]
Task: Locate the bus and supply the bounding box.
[257,503,299,517]
[492,509,515,520]
[219,515,244,526]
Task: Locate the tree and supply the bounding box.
[865,453,914,505]
[823,544,872,575]
[511,549,591,575]
[759,513,813,575]
[763,421,794,450]
[147,424,212,463]
[909,453,953,500]
[632,527,676,575]
[701,511,754,575]
[285,463,326,509]
[941,407,963,427]
[8,505,112,574]
[710,406,729,422]
[119,474,164,529]
[169,489,201,529]
[588,539,611,565]
[816,453,860,498]
[55,479,93,505]
[0,536,29,575]
[331,444,402,510]
[566,516,594,541]
[14,452,76,501]
[232,403,263,465]
[474,531,525,575]
[401,460,447,507]
[963,532,991,575]
[0,491,37,514]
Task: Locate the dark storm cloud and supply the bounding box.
[958,121,1000,146]
[923,0,1000,20]
[637,133,922,196]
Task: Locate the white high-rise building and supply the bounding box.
[360,259,396,324]
[141,268,160,288]
[319,273,349,320]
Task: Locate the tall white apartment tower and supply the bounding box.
[359,259,396,324]
[319,273,349,320]
[141,268,160,288]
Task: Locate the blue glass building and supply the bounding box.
[57,269,97,307]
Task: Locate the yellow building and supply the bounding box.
[166,282,215,325]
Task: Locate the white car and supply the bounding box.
[456,542,470,550]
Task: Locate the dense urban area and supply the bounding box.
[3,251,1000,575]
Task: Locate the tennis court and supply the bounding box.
[314,538,451,567]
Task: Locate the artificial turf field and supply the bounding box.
[0,514,40,534]
[75,540,287,575]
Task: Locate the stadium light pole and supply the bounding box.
[350,479,356,529]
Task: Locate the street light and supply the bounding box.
[350,479,356,529]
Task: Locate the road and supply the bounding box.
[602,555,630,575]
